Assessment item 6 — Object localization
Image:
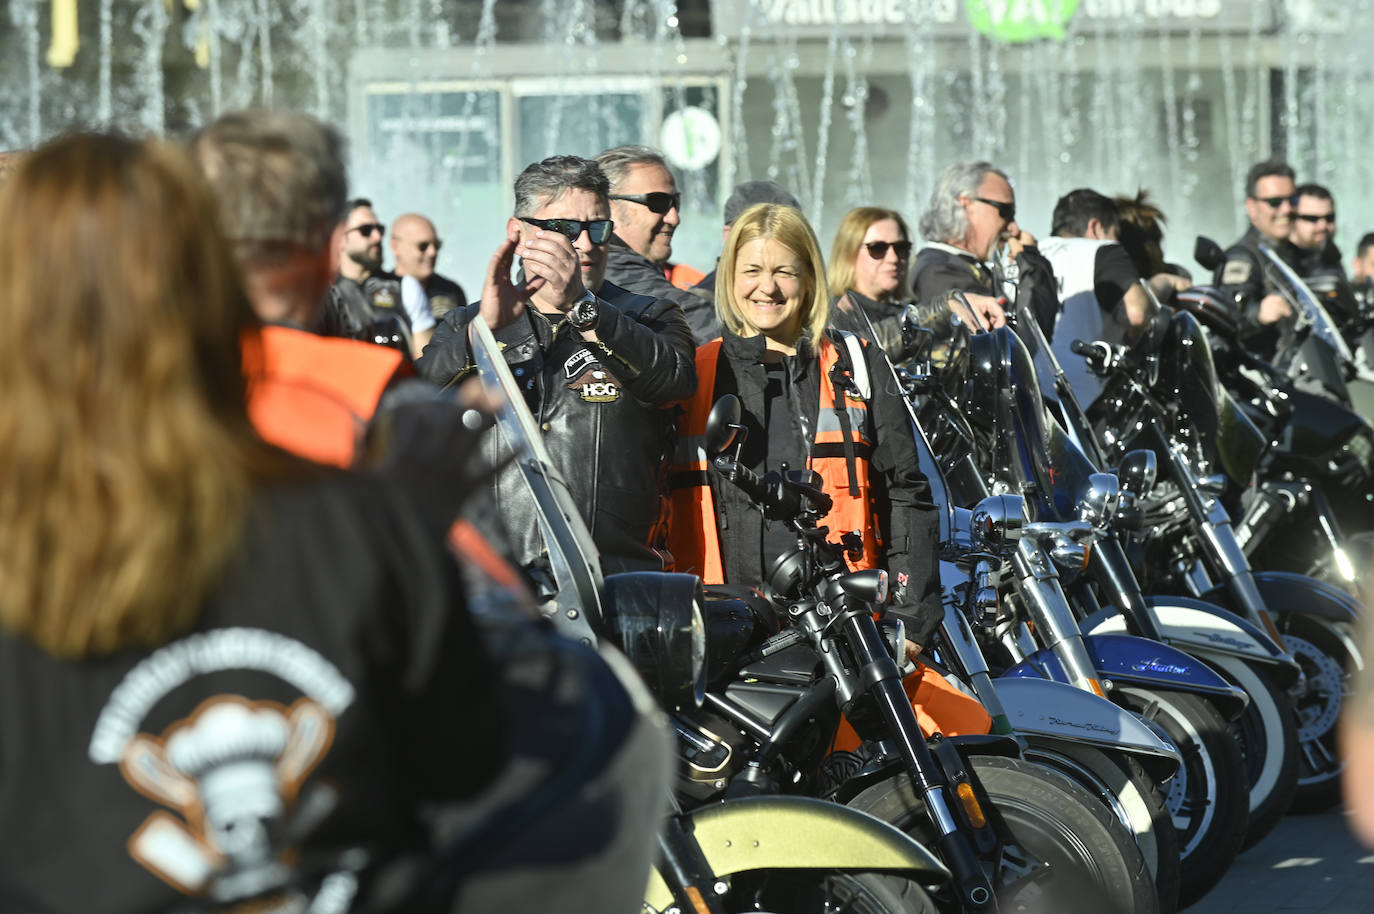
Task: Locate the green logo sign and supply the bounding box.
[966,0,1081,43]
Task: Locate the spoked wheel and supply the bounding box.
[1281,613,1360,813]
[1021,741,1180,914]
[1198,654,1300,847]
[726,870,939,913]
[847,755,1160,914]
[1112,687,1248,909]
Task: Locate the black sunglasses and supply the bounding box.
[413,239,442,253]
[864,240,913,260]
[347,222,384,238]
[519,216,614,245]
[609,192,682,214]
[970,196,1016,222]
[1253,195,1297,209]
[1294,212,1335,224]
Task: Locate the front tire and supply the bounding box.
[1196,654,1300,846]
[1281,613,1360,813]
[847,755,1160,914]
[726,869,939,913]
[1021,741,1180,914]
[1112,687,1248,908]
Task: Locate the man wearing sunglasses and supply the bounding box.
[1288,184,1359,326]
[328,198,416,358]
[910,160,1059,338]
[1040,188,1156,407]
[391,211,467,323]
[417,154,695,574]
[595,145,721,343]
[1213,160,1300,352]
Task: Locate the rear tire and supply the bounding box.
[727,869,939,913]
[847,755,1160,914]
[1021,741,1180,914]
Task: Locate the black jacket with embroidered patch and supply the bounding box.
[414,281,696,573]
[1214,226,1302,355]
[0,473,504,914]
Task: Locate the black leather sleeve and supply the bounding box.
[414,304,479,390]
[591,293,698,405]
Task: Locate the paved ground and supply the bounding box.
[1185,807,1374,912]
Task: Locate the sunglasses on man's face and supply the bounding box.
[863,240,913,260]
[519,216,614,245]
[413,240,442,254]
[1294,213,1335,224]
[1253,195,1297,209]
[348,223,384,238]
[970,196,1016,223]
[609,192,682,214]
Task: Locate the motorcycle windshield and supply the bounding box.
[469,319,605,638]
[968,328,1099,521]
[1259,242,1355,364]
[1163,312,1265,485]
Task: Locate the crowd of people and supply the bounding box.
[2,106,1374,912]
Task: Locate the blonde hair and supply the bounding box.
[0,133,293,659]
[715,202,830,352]
[827,206,911,302]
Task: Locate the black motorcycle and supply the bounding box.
[681,393,1161,913]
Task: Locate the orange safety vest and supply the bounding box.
[668,334,881,584]
[243,324,409,468]
[243,324,526,594]
[667,262,706,291]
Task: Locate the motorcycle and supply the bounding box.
[846,306,1183,912]
[467,318,947,914]
[1078,289,1363,820]
[688,390,1160,912]
[915,320,1251,905]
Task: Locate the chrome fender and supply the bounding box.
[644,796,948,911]
[992,676,1181,779]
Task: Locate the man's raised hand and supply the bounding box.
[480,227,526,331]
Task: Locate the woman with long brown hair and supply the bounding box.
[0,133,504,912]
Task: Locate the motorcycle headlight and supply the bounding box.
[969,494,1027,556]
[1078,473,1121,528]
[601,572,707,709]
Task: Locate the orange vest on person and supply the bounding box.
[667,262,706,291]
[242,324,525,593]
[668,334,881,584]
[242,324,409,468]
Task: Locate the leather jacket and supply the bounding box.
[605,235,723,345]
[415,281,696,574]
[1214,226,1301,355]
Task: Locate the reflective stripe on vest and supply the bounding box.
[667,336,879,584]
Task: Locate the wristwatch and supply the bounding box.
[567,288,601,332]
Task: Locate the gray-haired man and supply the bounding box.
[596,144,727,343]
[910,161,1058,336]
[416,154,695,573]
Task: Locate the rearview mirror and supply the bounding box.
[705,395,743,457]
[1117,449,1158,497]
[1193,236,1225,272]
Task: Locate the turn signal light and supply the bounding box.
[956,781,987,829]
